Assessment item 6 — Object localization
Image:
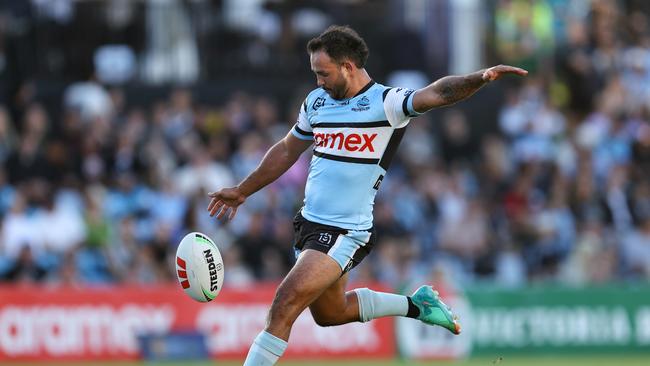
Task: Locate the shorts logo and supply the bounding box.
[318,232,332,244]
[352,96,370,112]
[312,97,326,110]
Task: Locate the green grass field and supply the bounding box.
[13,355,650,366]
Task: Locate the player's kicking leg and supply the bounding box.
[300,214,460,334]
[309,272,461,335]
[242,249,342,366]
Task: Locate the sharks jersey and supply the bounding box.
[291,81,422,230]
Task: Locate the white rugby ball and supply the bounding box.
[175,232,224,302]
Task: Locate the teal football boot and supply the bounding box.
[410,285,461,334]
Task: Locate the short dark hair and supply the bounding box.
[307,25,369,68]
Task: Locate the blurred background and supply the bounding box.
[0,0,649,364]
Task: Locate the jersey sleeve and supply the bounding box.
[291,100,313,140]
[382,87,424,128]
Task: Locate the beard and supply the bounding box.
[330,89,344,100]
[324,78,348,100]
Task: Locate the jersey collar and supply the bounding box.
[352,80,375,98]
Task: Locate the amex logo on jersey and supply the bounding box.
[312,126,392,161]
[314,132,376,152]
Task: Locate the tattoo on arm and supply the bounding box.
[435,70,488,105]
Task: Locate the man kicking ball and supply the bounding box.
[208,25,527,365]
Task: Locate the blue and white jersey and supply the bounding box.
[291,81,422,230]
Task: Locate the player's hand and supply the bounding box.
[482,65,528,82]
[207,187,246,220]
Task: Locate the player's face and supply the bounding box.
[310,51,350,100]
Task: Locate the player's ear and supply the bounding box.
[342,60,355,72]
[340,60,354,78]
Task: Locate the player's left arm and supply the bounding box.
[412,65,528,113]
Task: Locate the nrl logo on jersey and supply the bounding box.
[352,96,371,112]
[312,97,326,110]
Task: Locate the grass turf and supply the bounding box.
[10,355,650,366]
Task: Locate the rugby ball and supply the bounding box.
[175,232,224,302]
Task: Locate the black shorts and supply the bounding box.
[293,213,376,274]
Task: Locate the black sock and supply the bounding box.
[406,297,420,318]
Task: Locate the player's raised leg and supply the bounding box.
[306,226,460,334]
[309,272,415,326]
[243,249,342,366]
[309,272,461,334]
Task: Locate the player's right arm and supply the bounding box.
[207,132,312,220]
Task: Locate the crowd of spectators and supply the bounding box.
[0,0,649,290]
